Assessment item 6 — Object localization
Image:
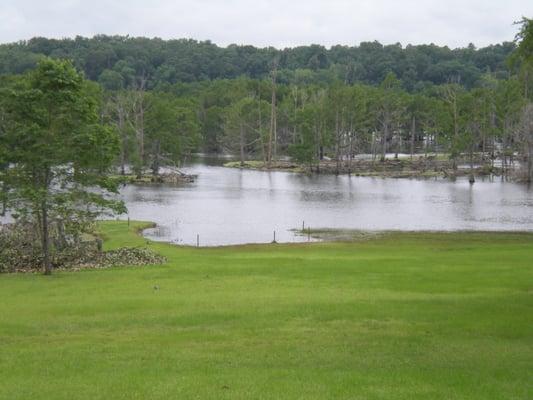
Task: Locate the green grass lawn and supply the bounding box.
[1,221,532,399]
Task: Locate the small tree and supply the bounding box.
[0,59,125,274]
[145,94,200,175]
[375,72,403,162]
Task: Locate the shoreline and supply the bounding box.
[223,158,516,180]
[138,221,533,248]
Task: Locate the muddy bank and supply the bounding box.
[118,171,197,185]
[224,158,505,179]
[292,228,385,242]
[223,160,305,173]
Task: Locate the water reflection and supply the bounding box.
[119,161,533,246]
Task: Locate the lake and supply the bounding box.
[119,158,533,246]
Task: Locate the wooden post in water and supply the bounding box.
[308,227,311,241]
[196,234,199,247]
[273,230,277,243]
[127,216,130,226]
[302,221,305,231]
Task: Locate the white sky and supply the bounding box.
[0,0,531,49]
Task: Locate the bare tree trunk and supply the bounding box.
[348,123,354,175]
[268,64,278,167]
[452,102,458,170]
[371,132,377,162]
[335,111,341,175]
[410,116,416,160]
[0,181,6,216]
[258,97,266,164]
[469,143,475,184]
[137,100,145,177]
[239,124,245,167]
[443,84,459,169]
[151,139,161,176]
[117,101,127,175]
[133,77,147,178]
[292,86,298,144]
[315,123,321,173]
[518,103,533,182]
[41,203,51,275]
[425,133,429,159]
[273,107,277,162]
[491,135,495,170]
[394,122,400,160]
[502,130,508,178]
[41,168,51,275]
[381,119,388,162]
[482,131,486,161]
[527,142,533,183]
[525,69,529,100]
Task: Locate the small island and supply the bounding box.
[224,155,509,180]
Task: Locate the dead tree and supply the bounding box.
[267,57,279,167]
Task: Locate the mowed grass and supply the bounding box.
[1,222,532,400]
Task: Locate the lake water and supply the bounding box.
[119,158,533,246]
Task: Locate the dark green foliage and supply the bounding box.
[0,58,125,274]
[0,35,516,90]
[145,93,200,174]
[1,25,532,185]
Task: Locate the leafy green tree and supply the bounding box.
[224,96,269,165]
[374,72,403,161]
[405,93,428,159]
[140,93,201,175]
[494,78,525,174]
[202,105,225,153]
[145,94,180,176]
[0,77,12,215]
[289,90,328,169]
[103,90,136,175]
[289,107,319,166]
[511,17,533,100]
[0,59,125,274]
[98,69,124,91]
[173,100,202,164]
[439,82,466,166]
[516,103,533,182]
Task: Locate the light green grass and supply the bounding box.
[1,221,532,399]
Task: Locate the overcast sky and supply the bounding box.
[1,0,531,49]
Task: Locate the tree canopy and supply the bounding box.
[0,58,124,274]
[0,35,516,90]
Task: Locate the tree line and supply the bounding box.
[1,21,532,183]
[95,17,532,181]
[0,35,515,90]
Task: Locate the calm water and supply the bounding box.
[119,158,533,246]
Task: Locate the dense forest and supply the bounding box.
[0,35,517,89]
[1,19,533,183]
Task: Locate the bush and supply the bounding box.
[0,223,166,273]
[0,223,45,272]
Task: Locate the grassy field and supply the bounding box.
[1,222,532,399]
